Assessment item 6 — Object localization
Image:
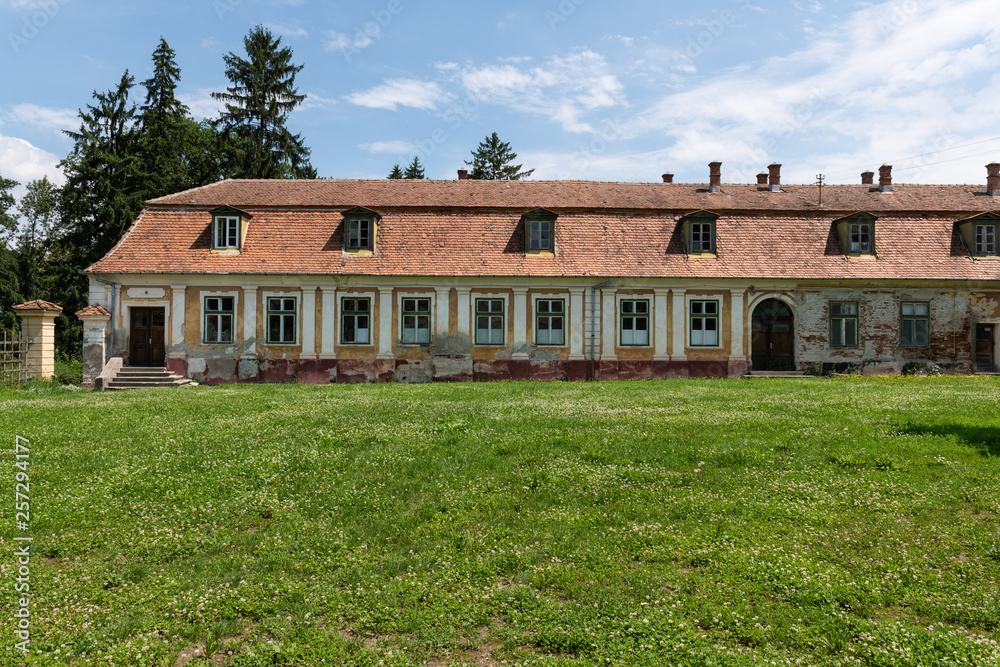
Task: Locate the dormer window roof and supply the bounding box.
[679,210,719,257]
[209,206,251,252]
[833,212,877,257]
[956,212,1000,258]
[341,206,381,254]
[522,209,558,255]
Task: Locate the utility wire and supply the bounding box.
[823,136,1000,180]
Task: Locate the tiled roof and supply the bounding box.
[12,299,63,312]
[86,197,1000,281]
[146,178,1000,213]
[76,305,111,317]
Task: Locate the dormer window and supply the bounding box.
[209,206,251,252]
[850,223,871,253]
[834,212,877,257]
[341,207,381,254]
[522,209,558,255]
[975,224,996,254]
[679,210,719,257]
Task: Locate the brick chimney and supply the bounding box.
[987,163,1000,196]
[767,163,781,192]
[708,161,722,193]
[861,171,874,185]
[457,169,468,180]
[662,173,673,183]
[879,164,892,193]
[756,172,768,186]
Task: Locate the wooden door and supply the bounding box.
[129,307,166,367]
[751,299,795,371]
[975,324,994,373]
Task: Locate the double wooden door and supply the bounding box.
[751,299,794,371]
[129,307,165,366]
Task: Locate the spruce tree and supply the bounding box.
[0,173,21,331]
[465,132,534,180]
[403,156,425,179]
[387,164,404,179]
[139,38,190,197]
[212,25,315,179]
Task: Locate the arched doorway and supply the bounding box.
[751,299,794,371]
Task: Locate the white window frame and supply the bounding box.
[901,301,930,348]
[529,219,553,251]
[473,293,509,346]
[340,292,375,345]
[849,223,872,254]
[346,218,373,250]
[397,292,434,345]
[686,295,723,348]
[830,301,858,348]
[201,290,239,344]
[691,222,713,253]
[975,224,996,255]
[617,294,651,347]
[262,291,299,345]
[214,216,240,250]
[532,293,567,347]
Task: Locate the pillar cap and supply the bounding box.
[13,299,63,313]
[75,305,111,318]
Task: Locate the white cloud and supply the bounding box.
[265,22,308,38]
[6,104,77,134]
[326,30,371,53]
[346,79,446,111]
[359,140,418,155]
[0,135,64,187]
[179,89,226,120]
[0,0,56,8]
[628,0,1000,183]
[457,51,625,133]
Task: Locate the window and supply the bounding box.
[849,224,871,253]
[535,299,564,345]
[347,219,372,250]
[341,297,371,344]
[691,222,713,252]
[975,224,996,254]
[401,298,431,344]
[204,296,234,343]
[214,216,240,249]
[830,301,858,347]
[620,299,649,346]
[690,300,719,346]
[267,297,297,344]
[529,220,552,251]
[475,299,505,345]
[901,302,929,347]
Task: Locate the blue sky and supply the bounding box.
[2,0,1000,197]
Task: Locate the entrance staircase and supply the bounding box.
[105,366,195,390]
[742,370,810,378]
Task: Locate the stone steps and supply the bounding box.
[742,370,812,378]
[106,366,195,390]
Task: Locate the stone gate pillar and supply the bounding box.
[76,305,111,389]
[13,300,62,379]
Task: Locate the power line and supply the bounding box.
[824,136,1000,179]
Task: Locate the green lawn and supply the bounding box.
[1,377,999,666]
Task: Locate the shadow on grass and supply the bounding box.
[902,422,1000,457]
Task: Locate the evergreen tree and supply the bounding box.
[212,25,315,179]
[387,164,404,179]
[0,173,20,331]
[60,71,144,263]
[15,177,60,302]
[465,132,534,180]
[403,156,425,179]
[139,38,190,197]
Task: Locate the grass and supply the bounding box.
[0,376,998,666]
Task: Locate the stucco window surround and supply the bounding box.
[686,295,722,347]
[341,206,381,254]
[262,290,300,345]
[200,290,240,344]
[339,291,376,345]
[396,291,435,345]
[121,298,172,349]
[208,206,251,253]
[472,292,509,346]
[532,292,568,347]
[616,293,652,347]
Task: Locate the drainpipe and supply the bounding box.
[85,272,117,363]
[590,278,611,377]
